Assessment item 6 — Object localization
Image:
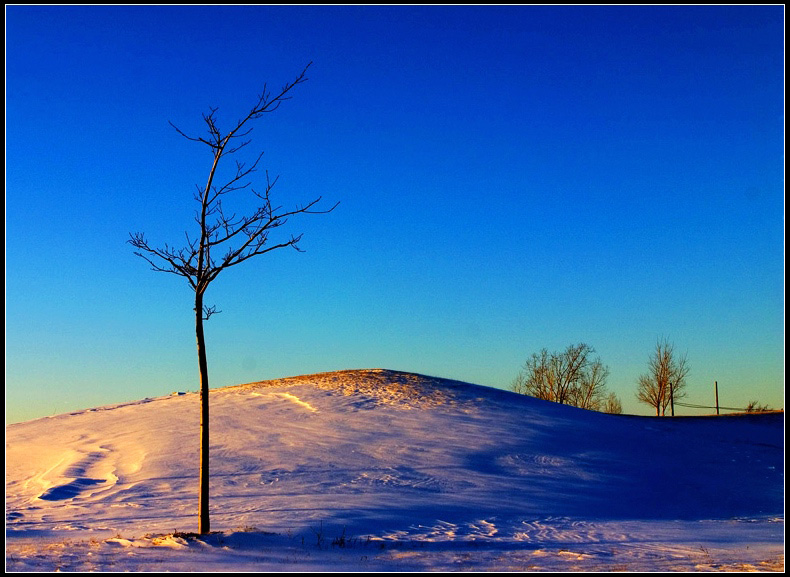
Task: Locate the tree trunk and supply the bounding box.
[195,293,210,534]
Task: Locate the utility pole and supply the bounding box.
[669,381,674,416]
[714,381,720,415]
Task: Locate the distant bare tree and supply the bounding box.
[511,343,619,412]
[602,392,623,415]
[568,354,611,410]
[129,62,336,534]
[635,338,689,416]
[745,401,771,413]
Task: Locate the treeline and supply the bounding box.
[510,338,692,415]
[510,343,622,414]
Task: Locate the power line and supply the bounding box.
[674,401,756,412]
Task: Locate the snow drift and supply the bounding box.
[5,369,784,571]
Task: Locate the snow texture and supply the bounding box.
[5,369,784,571]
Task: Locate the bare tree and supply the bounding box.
[745,400,771,413]
[511,343,619,412]
[568,354,611,410]
[635,338,689,416]
[602,392,623,415]
[129,62,336,534]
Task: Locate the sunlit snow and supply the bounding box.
[5,369,784,571]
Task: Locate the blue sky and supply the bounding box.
[6,5,784,423]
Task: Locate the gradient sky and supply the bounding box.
[6,5,785,423]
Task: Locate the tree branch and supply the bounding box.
[131,61,335,309]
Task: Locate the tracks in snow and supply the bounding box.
[34,442,119,503]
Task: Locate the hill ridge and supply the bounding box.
[231,368,493,409]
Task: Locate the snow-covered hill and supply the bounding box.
[5,369,784,571]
